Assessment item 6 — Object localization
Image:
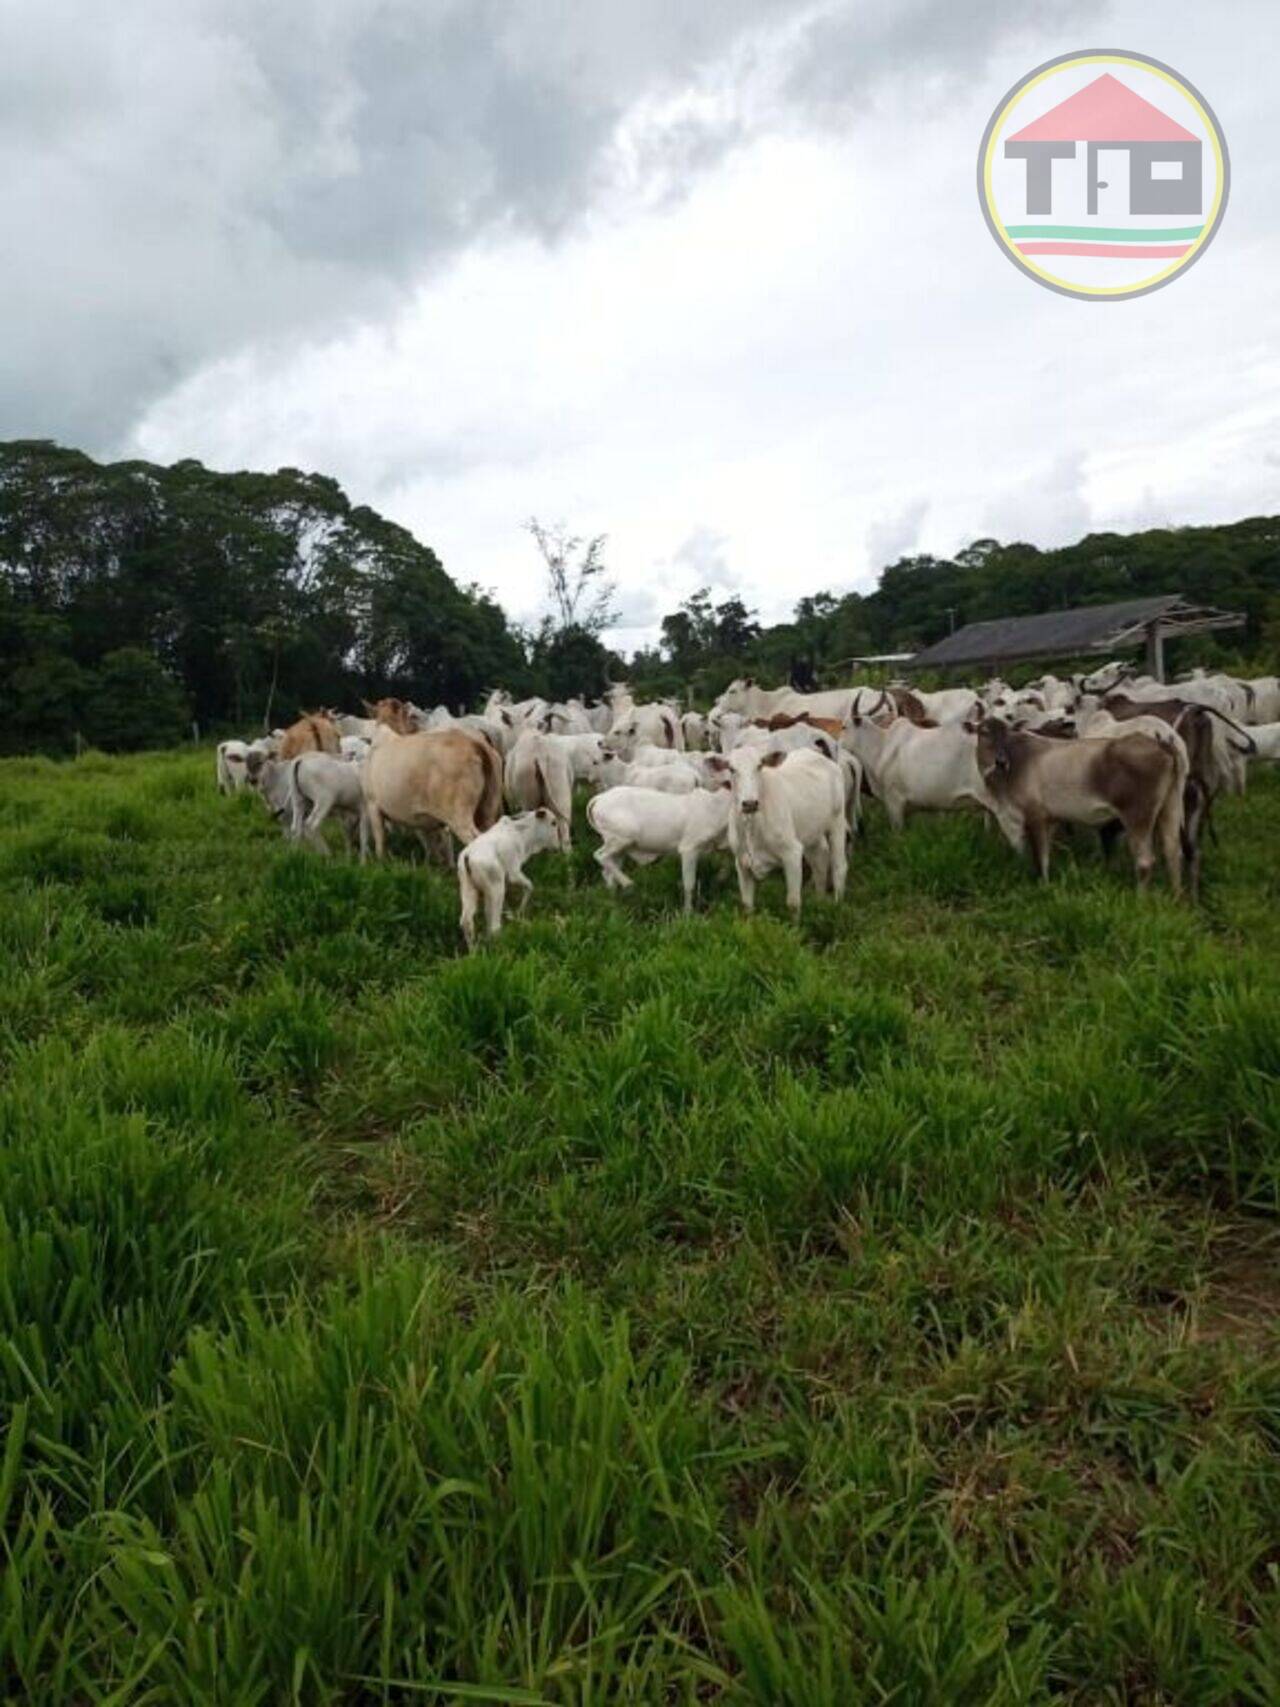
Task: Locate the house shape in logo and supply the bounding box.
[1005,72,1201,217]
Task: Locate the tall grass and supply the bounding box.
[0,745,1277,1702]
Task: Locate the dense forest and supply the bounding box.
[2,440,1278,751]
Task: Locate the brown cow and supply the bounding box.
[278,712,341,760]
[362,727,503,858]
[977,718,1184,893]
[1102,694,1255,895]
[886,687,936,727]
[363,696,416,735]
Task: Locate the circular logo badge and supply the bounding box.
[978,50,1229,300]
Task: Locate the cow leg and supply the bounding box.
[459,866,480,950]
[1027,815,1053,881]
[1126,811,1158,891]
[679,846,700,913]
[366,801,387,861]
[782,845,805,916]
[511,872,535,914]
[828,815,848,901]
[304,799,332,854]
[807,840,830,897]
[1097,820,1124,864]
[883,793,906,832]
[485,872,506,938]
[596,841,633,890]
[735,857,756,914]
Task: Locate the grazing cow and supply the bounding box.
[586,784,732,912]
[977,719,1184,892]
[289,752,368,855]
[457,809,561,948]
[216,740,252,794]
[278,713,341,760]
[362,726,503,857]
[504,730,574,848]
[726,745,847,916]
[842,703,993,829]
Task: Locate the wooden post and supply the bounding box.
[1145,621,1165,682]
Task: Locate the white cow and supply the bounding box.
[290,752,368,855]
[711,678,880,726]
[725,745,847,917]
[536,730,607,783]
[216,740,252,794]
[843,711,992,830]
[681,711,708,750]
[457,809,560,948]
[340,735,371,762]
[906,686,982,725]
[624,762,700,794]
[334,714,380,740]
[504,730,574,848]
[586,785,732,912]
[1246,720,1280,762]
[1242,677,1280,723]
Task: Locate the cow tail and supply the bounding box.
[477,737,503,830]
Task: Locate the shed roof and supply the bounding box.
[906,594,1242,671]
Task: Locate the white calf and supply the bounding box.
[586,786,732,912]
[457,809,560,947]
[290,753,368,855]
[726,746,847,916]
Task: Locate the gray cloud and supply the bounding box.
[867,498,928,570]
[2,0,1102,452]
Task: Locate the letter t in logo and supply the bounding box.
[1004,141,1077,214]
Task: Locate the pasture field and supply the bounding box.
[1,745,1278,1705]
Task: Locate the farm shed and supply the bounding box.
[905,593,1244,681]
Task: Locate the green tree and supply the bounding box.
[84,648,189,750]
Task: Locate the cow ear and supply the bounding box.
[744,676,755,688]
[761,749,786,768]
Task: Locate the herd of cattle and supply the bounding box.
[215,661,1279,944]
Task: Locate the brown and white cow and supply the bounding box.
[976,718,1185,893]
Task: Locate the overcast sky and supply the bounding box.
[5,0,1278,649]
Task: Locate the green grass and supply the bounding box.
[1,744,1278,1704]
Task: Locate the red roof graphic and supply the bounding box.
[1008,73,1197,144]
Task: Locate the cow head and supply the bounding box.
[727,744,785,814]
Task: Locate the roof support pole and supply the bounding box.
[1145,620,1165,682]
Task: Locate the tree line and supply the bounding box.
[2,438,1278,752]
